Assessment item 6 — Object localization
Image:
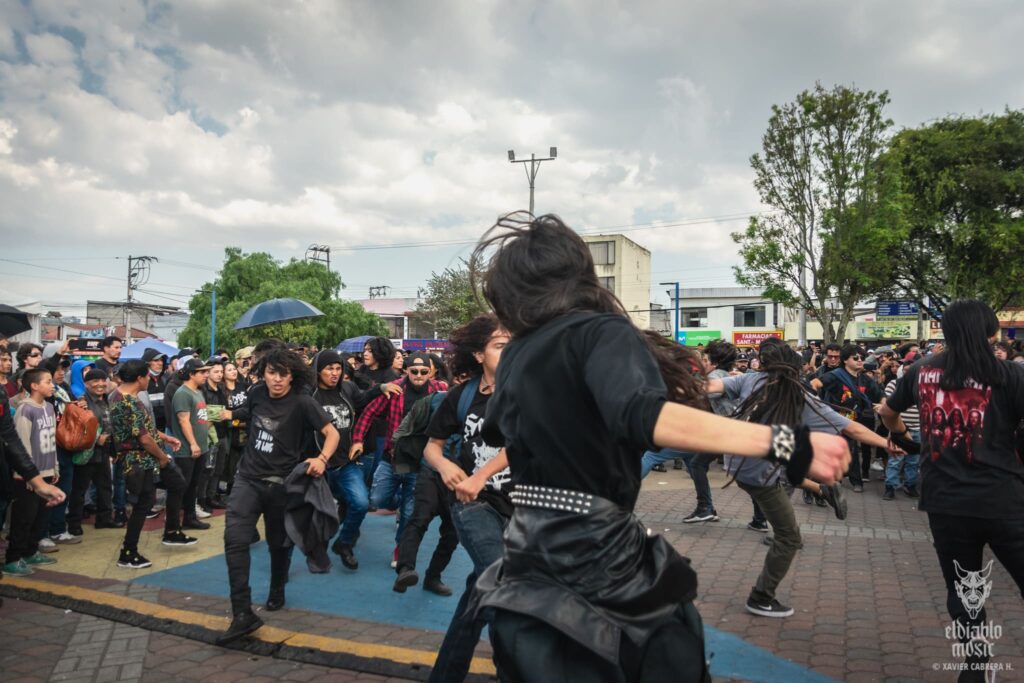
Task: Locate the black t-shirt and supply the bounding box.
[887,355,1024,518]
[237,384,331,480]
[93,357,119,380]
[312,384,356,467]
[483,313,666,510]
[403,382,429,418]
[427,382,513,517]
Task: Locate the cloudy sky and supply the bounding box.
[1,0,1022,320]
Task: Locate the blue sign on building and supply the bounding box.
[875,300,919,319]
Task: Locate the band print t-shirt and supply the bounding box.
[426,381,513,518]
[887,355,1024,518]
[237,383,331,481]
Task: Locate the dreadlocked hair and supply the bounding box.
[733,338,807,426]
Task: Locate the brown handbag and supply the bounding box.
[56,401,100,452]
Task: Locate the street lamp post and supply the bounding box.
[508,147,557,214]
[661,281,680,344]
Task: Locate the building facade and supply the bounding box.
[582,234,652,329]
[672,287,786,347]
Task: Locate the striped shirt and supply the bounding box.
[885,378,920,432]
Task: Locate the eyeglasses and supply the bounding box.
[849,356,863,362]
[28,352,41,358]
[407,368,430,377]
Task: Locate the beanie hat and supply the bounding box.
[84,368,108,382]
[315,349,344,373]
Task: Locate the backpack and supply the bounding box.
[391,377,480,475]
[56,401,100,452]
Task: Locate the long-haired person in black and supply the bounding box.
[881,300,1024,682]
[353,336,401,486]
[467,213,849,683]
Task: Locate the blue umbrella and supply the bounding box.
[336,335,375,353]
[120,337,180,361]
[233,298,324,330]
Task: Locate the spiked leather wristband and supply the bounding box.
[767,424,814,486]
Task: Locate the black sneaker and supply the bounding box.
[215,610,263,647]
[393,568,419,593]
[745,598,794,618]
[818,484,848,520]
[747,519,769,533]
[331,540,358,570]
[162,530,199,546]
[902,485,919,498]
[672,459,684,470]
[67,526,84,537]
[882,486,895,501]
[182,518,211,530]
[423,577,453,596]
[651,463,668,473]
[145,509,161,520]
[801,490,813,505]
[682,508,719,523]
[116,548,152,569]
[114,509,128,526]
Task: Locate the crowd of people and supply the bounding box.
[1,215,1022,682]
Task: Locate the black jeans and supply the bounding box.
[224,476,291,616]
[7,477,54,563]
[681,453,717,511]
[203,439,226,502]
[174,452,208,522]
[396,471,458,580]
[67,459,113,529]
[123,462,187,549]
[928,512,1024,648]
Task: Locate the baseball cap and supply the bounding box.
[141,348,166,363]
[181,358,212,376]
[234,346,255,361]
[405,352,430,368]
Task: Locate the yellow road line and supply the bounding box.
[4,576,496,675]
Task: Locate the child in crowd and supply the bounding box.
[4,368,60,575]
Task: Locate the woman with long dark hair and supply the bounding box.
[882,300,1024,680]
[353,337,401,486]
[467,213,849,682]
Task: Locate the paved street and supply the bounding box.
[1,468,1022,682]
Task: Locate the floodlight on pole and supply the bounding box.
[508,147,558,215]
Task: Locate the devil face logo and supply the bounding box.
[954,560,993,620]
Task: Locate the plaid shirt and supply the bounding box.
[352,377,447,454]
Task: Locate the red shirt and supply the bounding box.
[352,377,447,454]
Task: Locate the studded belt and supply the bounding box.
[509,483,595,515]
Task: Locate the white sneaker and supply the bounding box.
[870,461,884,472]
[195,505,212,519]
[51,532,83,545]
[37,537,59,553]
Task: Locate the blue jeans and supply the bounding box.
[429,500,509,683]
[641,448,684,478]
[47,449,74,537]
[363,436,387,488]
[885,431,921,489]
[369,460,416,544]
[112,458,126,512]
[327,462,369,546]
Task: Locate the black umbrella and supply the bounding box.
[0,304,32,338]
[233,298,325,330]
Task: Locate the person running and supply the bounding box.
[425,314,512,683]
[880,300,1024,682]
[310,349,399,570]
[464,214,848,682]
[217,348,339,646]
[109,360,190,569]
[706,338,899,618]
[350,354,446,568]
[352,337,401,486]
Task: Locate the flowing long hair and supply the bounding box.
[733,338,808,427]
[470,212,706,407]
[940,299,1003,389]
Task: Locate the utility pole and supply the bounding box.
[124,256,157,344]
[660,281,681,344]
[508,147,558,214]
[305,244,331,271]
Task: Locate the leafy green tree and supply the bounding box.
[415,261,489,338]
[881,110,1024,316]
[178,248,388,352]
[733,83,906,344]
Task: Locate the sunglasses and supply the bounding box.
[407,368,430,377]
[849,356,863,361]
[28,352,42,358]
